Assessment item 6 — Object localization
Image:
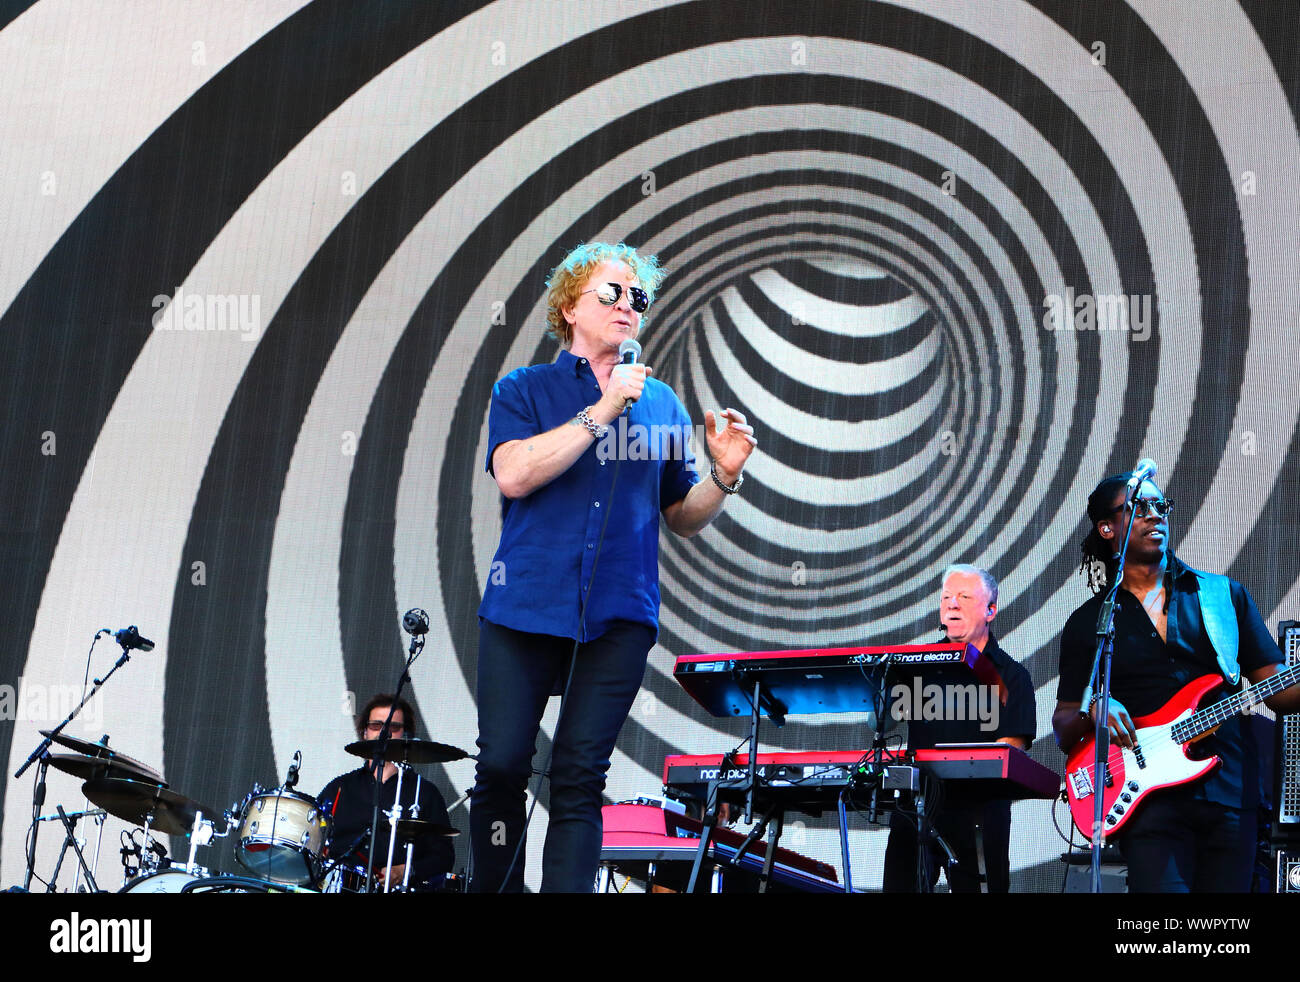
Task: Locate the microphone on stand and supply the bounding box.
[101,626,155,652]
[402,609,430,636]
[401,608,428,658]
[1127,458,1158,490]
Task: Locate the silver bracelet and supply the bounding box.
[574,408,606,439]
[710,462,743,495]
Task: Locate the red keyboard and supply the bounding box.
[662,745,1060,813]
[673,643,1005,720]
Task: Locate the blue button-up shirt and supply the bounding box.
[479,349,699,641]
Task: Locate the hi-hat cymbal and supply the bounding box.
[39,731,164,784]
[393,818,460,841]
[49,753,167,787]
[82,778,216,836]
[344,738,472,765]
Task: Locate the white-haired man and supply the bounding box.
[882,565,1036,892]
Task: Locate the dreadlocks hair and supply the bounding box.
[1078,472,1133,593]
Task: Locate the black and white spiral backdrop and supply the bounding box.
[3,0,1299,890]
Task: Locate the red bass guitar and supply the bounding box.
[1064,663,1300,841]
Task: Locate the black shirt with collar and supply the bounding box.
[318,766,456,889]
[884,635,1035,893]
[905,635,1037,750]
[1055,555,1284,810]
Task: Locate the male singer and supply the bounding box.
[471,242,757,892]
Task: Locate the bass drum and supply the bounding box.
[120,869,207,893]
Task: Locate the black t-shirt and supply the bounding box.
[905,636,1037,750]
[1055,558,1283,809]
[318,766,456,889]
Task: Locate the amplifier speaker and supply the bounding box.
[1275,621,1300,841]
[1276,849,1300,893]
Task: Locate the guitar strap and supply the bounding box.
[1190,567,1240,685]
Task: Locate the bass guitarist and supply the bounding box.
[1052,471,1300,892]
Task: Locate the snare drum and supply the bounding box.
[320,862,372,894]
[234,787,330,885]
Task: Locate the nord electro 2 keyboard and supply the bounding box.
[672,642,1005,723]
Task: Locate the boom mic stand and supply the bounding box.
[362,609,426,893]
[1081,483,1146,893]
[14,629,144,891]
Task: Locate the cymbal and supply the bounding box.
[393,818,460,840]
[82,778,217,836]
[344,738,472,765]
[49,753,167,787]
[40,730,164,783]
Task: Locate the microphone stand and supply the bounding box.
[363,629,423,893]
[1081,482,1145,893]
[13,631,138,891]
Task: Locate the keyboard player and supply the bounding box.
[881,565,1036,892]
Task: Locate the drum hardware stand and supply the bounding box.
[401,770,422,892]
[49,806,101,892]
[139,808,163,877]
[364,610,426,893]
[446,786,472,887]
[184,809,217,876]
[1079,478,1147,893]
[381,762,414,894]
[72,802,107,894]
[14,629,144,891]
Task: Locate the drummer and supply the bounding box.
[318,694,455,890]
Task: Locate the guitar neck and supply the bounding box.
[1173,662,1300,743]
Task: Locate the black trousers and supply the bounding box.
[470,618,654,893]
[1116,790,1255,892]
[882,799,1012,893]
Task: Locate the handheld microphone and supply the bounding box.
[618,338,641,365]
[1127,458,1158,490]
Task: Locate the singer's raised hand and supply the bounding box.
[704,408,757,483]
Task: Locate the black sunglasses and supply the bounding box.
[582,282,650,313]
[1116,497,1174,519]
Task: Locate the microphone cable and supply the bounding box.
[497,410,631,893]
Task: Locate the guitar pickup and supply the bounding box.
[1067,768,1093,799]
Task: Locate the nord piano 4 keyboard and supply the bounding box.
[673,643,1005,722]
[663,746,1060,814]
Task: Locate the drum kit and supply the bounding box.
[36,728,469,894]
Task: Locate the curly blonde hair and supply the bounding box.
[544,242,665,346]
